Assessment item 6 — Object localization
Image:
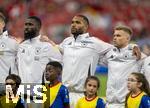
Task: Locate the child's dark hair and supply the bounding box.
[131,72,150,96]
[84,76,100,96]
[125,72,150,107]
[46,61,62,74]
[46,61,62,70]
[5,74,21,88]
[84,76,100,89]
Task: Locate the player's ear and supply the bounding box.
[127,36,131,41]
[0,20,5,28]
[57,68,62,76]
[137,82,142,88]
[126,33,131,42]
[84,23,88,31]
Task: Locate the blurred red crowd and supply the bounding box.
[0,0,150,43]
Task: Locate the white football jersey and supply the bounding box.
[0,31,18,83]
[59,33,112,91]
[17,36,62,83]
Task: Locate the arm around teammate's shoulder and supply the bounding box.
[91,37,113,54]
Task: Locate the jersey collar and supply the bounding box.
[73,33,89,40]
[0,31,8,39]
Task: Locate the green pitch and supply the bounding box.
[96,74,107,97]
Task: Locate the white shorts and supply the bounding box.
[106,103,125,108]
[69,92,84,108]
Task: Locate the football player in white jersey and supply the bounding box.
[0,14,19,96]
[17,16,61,84]
[41,15,112,108]
[40,15,142,108]
[17,16,62,108]
[100,25,145,108]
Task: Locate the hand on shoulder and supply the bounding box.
[40,35,56,46]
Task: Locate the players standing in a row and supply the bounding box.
[40,15,145,108]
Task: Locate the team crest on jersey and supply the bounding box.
[0,42,6,49]
[35,47,41,55]
[81,42,87,46]
[113,48,117,52]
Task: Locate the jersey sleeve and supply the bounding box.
[140,95,150,108]
[61,85,70,104]
[98,53,108,66]
[59,37,72,54]
[96,98,105,108]
[93,37,112,55]
[59,41,64,54]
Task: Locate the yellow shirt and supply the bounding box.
[75,96,105,108]
[127,92,145,108]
